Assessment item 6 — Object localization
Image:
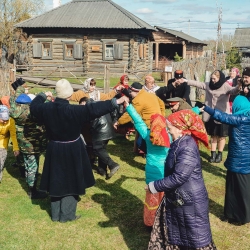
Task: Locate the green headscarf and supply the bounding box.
[232,95,250,116]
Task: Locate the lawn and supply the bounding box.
[1,132,250,250]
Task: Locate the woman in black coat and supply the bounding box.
[30,79,126,223]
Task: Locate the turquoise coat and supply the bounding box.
[126,105,170,184]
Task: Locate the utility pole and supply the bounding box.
[214,4,224,69]
[188,19,190,35]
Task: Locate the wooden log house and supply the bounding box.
[152,26,207,69]
[14,0,156,76]
[14,0,207,77]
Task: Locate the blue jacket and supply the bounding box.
[153,135,212,248]
[205,105,250,174]
[126,104,170,184]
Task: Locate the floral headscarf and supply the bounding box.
[167,110,209,147]
[82,78,100,101]
[150,114,170,147]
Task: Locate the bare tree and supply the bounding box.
[0,0,44,50]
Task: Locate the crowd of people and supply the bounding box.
[1,66,250,249]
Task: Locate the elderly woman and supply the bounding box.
[0,105,19,182]
[125,101,170,226]
[147,110,216,250]
[70,78,123,102]
[204,95,250,225]
[184,70,240,163]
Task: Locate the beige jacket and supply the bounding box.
[188,80,240,122]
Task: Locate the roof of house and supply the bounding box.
[15,0,155,30]
[234,28,250,48]
[155,26,207,45]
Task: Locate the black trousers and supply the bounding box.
[93,140,118,171]
[51,195,79,222]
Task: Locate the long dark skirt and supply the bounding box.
[224,170,250,224]
[205,118,229,137]
[148,197,217,250]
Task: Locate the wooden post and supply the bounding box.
[164,66,173,86]
[13,59,16,81]
[104,65,110,93]
[182,41,186,59]
[155,42,159,69]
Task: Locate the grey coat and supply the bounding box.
[188,80,239,122]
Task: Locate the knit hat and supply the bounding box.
[129,82,143,92]
[0,105,9,120]
[174,70,183,79]
[242,67,250,77]
[56,79,73,99]
[27,94,36,100]
[16,94,32,104]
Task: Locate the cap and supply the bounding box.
[129,82,143,92]
[174,70,183,79]
[166,97,183,106]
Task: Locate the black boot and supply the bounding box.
[209,151,216,163]
[215,151,222,163]
[28,186,47,199]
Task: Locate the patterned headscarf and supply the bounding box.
[167,110,209,147]
[150,114,170,147]
[0,105,9,120]
[82,78,100,101]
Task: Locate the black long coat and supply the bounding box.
[30,94,118,197]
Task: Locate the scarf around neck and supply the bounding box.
[209,70,226,90]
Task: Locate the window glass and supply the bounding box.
[106,44,114,59]
[42,43,51,57]
[66,44,74,58]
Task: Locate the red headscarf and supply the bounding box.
[167,110,209,148]
[150,114,170,147]
[113,75,129,90]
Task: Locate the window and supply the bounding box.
[105,44,114,59]
[42,43,51,58]
[101,39,123,60]
[33,39,53,59]
[62,40,83,60]
[65,44,74,58]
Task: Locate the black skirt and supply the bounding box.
[205,118,229,137]
[224,170,250,224]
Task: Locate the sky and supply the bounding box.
[44,0,250,41]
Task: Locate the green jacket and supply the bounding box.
[9,86,47,154]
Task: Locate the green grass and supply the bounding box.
[1,103,250,249]
[1,134,250,250]
[24,72,165,93]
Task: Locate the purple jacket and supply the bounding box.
[153,135,212,248]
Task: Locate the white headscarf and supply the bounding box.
[0,105,9,120]
[82,78,100,101]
